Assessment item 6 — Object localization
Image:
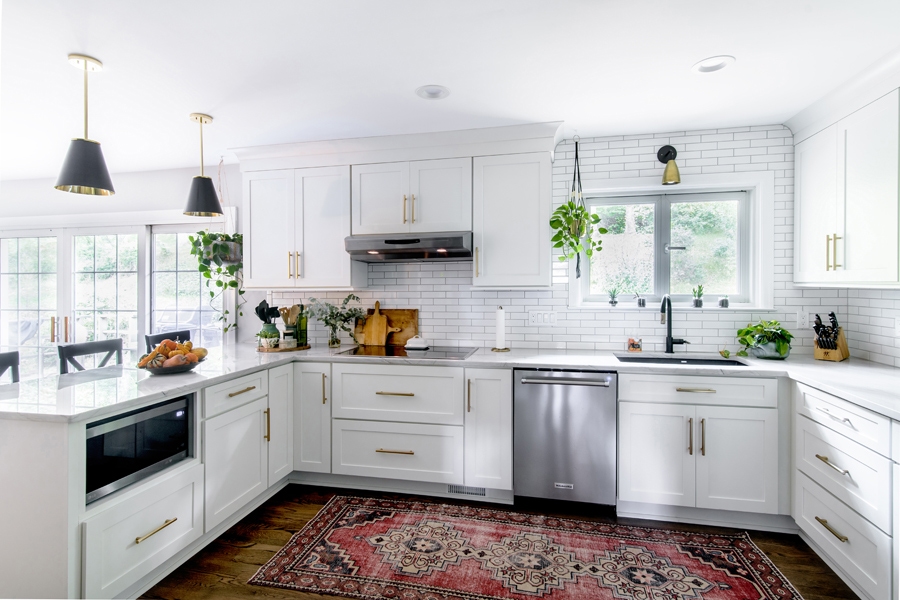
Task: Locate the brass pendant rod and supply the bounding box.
[199,120,205,177]
[83,60,89,139]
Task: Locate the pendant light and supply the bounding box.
[657,145,681,185]
[54,54,115,195]
[184,113,223,217]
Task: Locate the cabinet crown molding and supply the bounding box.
[232,122,563,171]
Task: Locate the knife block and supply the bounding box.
[814,327,849,362]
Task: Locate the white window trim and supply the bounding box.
[568,171,775,311]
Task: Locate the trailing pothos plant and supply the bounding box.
[189,231,246,334]
[550,139,607,278]
[736,319,793,357]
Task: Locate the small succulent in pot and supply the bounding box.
[692,284,704,308]
[256,329,280,349]
[608,287,619,307]
[718,295,729,308]
[634,292,646,308]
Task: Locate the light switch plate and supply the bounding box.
[797,312,810,329]
[529,311,557,326]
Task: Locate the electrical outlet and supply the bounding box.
[797,312,809,329]
[529,311,557,326]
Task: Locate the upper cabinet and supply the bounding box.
[244,166,366,289]
[351,158,472,235]
[473,152,552,287]
[794,89,900,285]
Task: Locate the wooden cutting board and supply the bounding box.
[361,302,401,346]
[355,306,419,346]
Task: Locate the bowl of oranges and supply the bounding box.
[137,339,208,375]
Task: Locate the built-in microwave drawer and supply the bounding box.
[82,463,204,599]
[794,471,891,600]
[332,419,464,484]
[795,383,890,456]
[618,374,776,408]
[204,371,268,418]
[331,364,464,424]
[795,415,892,533]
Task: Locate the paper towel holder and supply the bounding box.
[492,305,511,352]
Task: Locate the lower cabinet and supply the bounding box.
[464,368,513,490]
[619,402,778,514]
[204,365,294,532]
[82,463,204,599]
[294,362,332,473]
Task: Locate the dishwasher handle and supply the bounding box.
[520,377,610,387]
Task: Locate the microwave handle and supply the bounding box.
[86,398,189,439]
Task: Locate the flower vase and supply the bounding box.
[328,329,341,348]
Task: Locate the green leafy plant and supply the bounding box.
[719,348,731,358]
[189,231,245,334]
[308,294,367,347]
[608,287,619,301]
[736,319,793,357]
[256,329,280,339]
[692,284,704,299]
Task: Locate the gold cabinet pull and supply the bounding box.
[50,316,56,343]
[296,251,302,278]
[411,193,416,223]
[135,518,177,544]
[375,391,415,397]
[700,418,706,456]
[688,417,693,455]
[832,233,842,269]
[322,373,327,405]
[264,408,271,442]
[826,234,832,271]
[376,448,414,455]
[815,453,850,476]
[467,379,472,413]
[676,387,717,393]
[64,316,69,343]
[815,516,848,543]
[403,195,408,224]
[815,406,853,427]
[288,251,293,278]
[475,247,480,277]
[228,385,256,398]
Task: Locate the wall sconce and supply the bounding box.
[657,145,681,185]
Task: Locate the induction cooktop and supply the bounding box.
[336,346,478,360]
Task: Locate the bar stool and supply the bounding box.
[145,330,191,353]
[0,351,20,383]
[58,339,124,374]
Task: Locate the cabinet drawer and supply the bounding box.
[795,471,891,600]
[83,463,204,599]
[795,415,892,533]
[618,374,776,408]
[332,364,464,424]
[332,419,464,484]
[204,371,268,418]
[795,383,890,456]
[892,420,899,462]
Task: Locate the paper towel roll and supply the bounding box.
[495,306,506,350]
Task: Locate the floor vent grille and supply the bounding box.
[448,485,486,496]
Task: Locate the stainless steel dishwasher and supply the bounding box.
[514,369,616,505]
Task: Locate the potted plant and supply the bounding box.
[308,294,366,348]
[254,299,281,343]
[692,284,704,308]
[608,287,619,307]
[189,231,246,334]
[718,295,729,308]
[549,139,607,278]
[256,329,279,349]
[634,292,646,308]
[736,319,793,359]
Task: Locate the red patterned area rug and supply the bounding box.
[249,495,802,600]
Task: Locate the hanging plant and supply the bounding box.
[550,138,607,278]
[189,231,246,334]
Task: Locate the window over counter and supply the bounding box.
[582,191,750,304]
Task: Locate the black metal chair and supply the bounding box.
[0,351,20,383]
[145,330,191,353]
[58,339,123,374]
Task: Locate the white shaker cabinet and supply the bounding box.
[267,364,294,484]
[244,166,363,289]
[463,368,512,491]
[293,362,332,474]
[694,405,778,514]
[351,158,472,235]
[618,402,697,507]
[794,89,900,285]
[473,152,552,287]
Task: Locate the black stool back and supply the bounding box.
[145,330,191,353]
[0,351,20,383]
[58,339,124,374]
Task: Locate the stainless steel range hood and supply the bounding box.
[345,231,472,262]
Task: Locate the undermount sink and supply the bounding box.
[614,354,747,367]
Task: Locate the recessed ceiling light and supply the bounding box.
[415,85,450,100]
[691,55,735,74]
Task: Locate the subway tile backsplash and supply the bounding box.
[270,124,896,366]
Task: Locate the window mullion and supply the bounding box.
[656,196,670,298]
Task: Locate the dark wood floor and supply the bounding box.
[142,484,858,600]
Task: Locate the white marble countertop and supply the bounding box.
[2,344,899,423]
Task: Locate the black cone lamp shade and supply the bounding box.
[184,175,223,216]
[54,138,115,195]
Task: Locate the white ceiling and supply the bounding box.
[2,0,900,180]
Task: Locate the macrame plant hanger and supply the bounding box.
[571,136,585,278]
